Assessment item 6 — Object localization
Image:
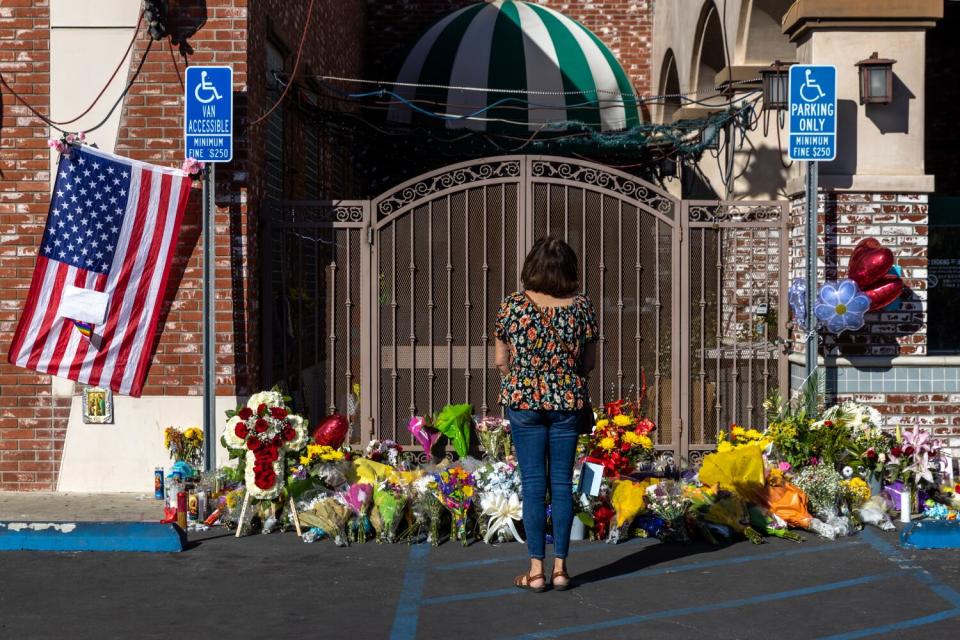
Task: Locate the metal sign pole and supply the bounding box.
[804,160,819,395]
[202,164,217,471]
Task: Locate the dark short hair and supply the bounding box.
[521,236,580,298]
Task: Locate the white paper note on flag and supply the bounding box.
[59,285,109,325]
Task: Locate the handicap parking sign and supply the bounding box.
[185,66,233,163]
[788,65,837,162]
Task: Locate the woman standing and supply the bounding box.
[494,236,598,592]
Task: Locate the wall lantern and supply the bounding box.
[759,60,791,111]
[855,52,896,105]
[700,121,721,151]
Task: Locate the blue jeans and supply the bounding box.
[506,407,580,560]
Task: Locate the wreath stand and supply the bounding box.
[235,492,303,538]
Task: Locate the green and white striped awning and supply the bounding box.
[387,0,641,132]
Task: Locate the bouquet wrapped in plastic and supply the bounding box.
[475,461,523,543]
[646,481,691,543]
[371,482,408,543]
[434,466,476,546]
[340,483,374,543]
[475,416,512,462]
[299,497,351,546]
[434,404,473,459]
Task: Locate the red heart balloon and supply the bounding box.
[313,414,349,448]
[850,238,882,272]
[862,274,904,311]
[849,241,894,289]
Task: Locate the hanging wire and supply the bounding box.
[0,38,153,136]
[247,0,316,127]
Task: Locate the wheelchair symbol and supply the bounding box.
[799,69,826,102]
[194,71,223,104]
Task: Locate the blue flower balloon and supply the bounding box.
[788,278,806,330]
[815,279,870,334]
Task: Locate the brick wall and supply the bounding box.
[0,1,63,490]
[115,0,250,398]
[789,192,928,358]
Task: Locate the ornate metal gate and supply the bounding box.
[678,200,790,465]
[261,156,788,465]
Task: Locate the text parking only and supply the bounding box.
[788,65,836,162]
[185,66,233,162]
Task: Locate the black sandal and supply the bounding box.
[552,570,572,591]
[514,573,548,593]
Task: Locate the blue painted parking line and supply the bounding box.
[422,540,862,606]
[861,529,960,609]
[433,537,653,572]
[815,609,960,640]
[502,570,905,639]
[389,544,431,640]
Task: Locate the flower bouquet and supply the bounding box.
[299,496,351,546]
[434,466,476,546]
[164,426,204,472]
[340,483,374,543]
[584,401,656,477]
[365,439,404,467]
[793,463,845,520]
[371,481,407,543]
[403,474,445,545]
[222,389,309,501]
[475,416,512,462]
[475,461,523,543]
[645,481,691,543]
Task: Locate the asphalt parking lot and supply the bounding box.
[1,525,959,640]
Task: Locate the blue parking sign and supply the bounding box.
[788,65,836,162]
[185,66,233,163]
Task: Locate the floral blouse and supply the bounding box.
[494,291,599,411]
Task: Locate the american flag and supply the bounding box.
[7,146,191,396]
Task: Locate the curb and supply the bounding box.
[0,521,186,553]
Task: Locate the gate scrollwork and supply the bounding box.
[376,159,522,218]
[531,159,675,218]
[687,204,782,223]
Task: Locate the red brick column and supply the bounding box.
[0,0,63,490]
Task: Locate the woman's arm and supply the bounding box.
[581,342,597,375]
[494,338,512,375]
